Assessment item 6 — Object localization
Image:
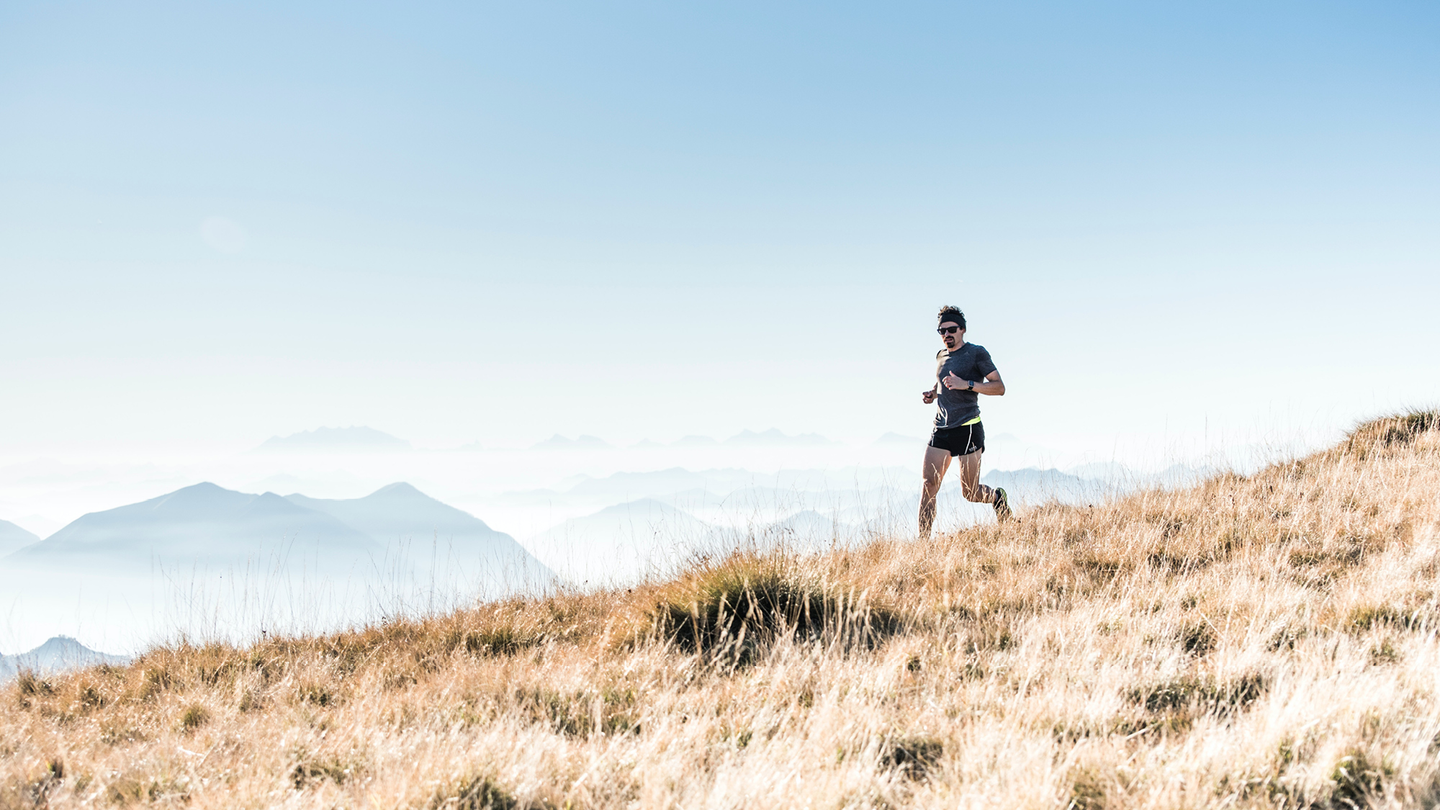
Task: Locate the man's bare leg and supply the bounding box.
[953,449,998,505]
[919,445,952,539]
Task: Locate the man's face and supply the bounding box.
[937,321,963,352]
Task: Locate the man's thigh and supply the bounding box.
[953,449,983,492]
[923,445,952,482]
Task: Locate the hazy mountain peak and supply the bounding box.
[0,636,129,683]
[158,481,231,500]
[256,426,411,453]
[365,482,426,500]
[10,482,381,570]
[31,635,87,655]
[145,482,256,517]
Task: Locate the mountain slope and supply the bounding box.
[0,519,39,557]
[527,498,716,585]
[0,636,128,683]
[6,482,384,573]
[287,483,555,590]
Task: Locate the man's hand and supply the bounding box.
[922,386,937,404]
[942,371,968,391]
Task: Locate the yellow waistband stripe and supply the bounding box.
[960,416,982,426]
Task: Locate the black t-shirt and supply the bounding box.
[934,343,997,429]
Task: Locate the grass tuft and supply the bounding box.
[462,626,540,657]
[15,671,53,700]
[296,682,335,707]
[178,703,210,733]
[290,747,362,789]
[515,686,640,737]
[1347,603,1419,633]
[1130,672,1267,717]
[5,759,67,810]
[1328,751,1389,809]
[1178,621,1217,655]
[429,774,522,810]
[880,735,943,780]
[650,554,900,661]
[1345,410,1440,454]
[1068,768,1107,810]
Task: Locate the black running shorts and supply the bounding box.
[929,422,985,457]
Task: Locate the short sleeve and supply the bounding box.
[976,347,997,378]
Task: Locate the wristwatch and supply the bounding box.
[967,381,974,391]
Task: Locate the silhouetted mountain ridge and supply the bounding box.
[5,483,554,590]
[0,636,128,683]
[9,483,377,569]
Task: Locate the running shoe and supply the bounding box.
[993,487,1012,522]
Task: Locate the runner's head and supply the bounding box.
[937,306,966,351]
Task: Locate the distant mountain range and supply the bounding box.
[4,482,554,592]
[285,483,553,590]
[255,426,411,453]
[495,461,1209,567]
[491,466,855,512]
[754,509,861,550]
[0,636,128,683]
[524,498,852,585]
[0,519,39,557]
[982,468,1115,505]
[528,498,715,584]
[562,467,760,502]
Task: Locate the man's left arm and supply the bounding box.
[941,369,1005,395]
[975,370,1005,396]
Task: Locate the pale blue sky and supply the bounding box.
[3,1,1437,454]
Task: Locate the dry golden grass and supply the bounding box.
[5,412,1440,809]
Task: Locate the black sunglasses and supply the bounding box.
[937,326,960,335]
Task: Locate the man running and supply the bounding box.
[919,305,1011,538]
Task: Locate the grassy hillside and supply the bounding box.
[5,413,1440,809]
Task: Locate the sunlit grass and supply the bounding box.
[4,411,1440,808]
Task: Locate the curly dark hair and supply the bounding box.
[936,306,966,330]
